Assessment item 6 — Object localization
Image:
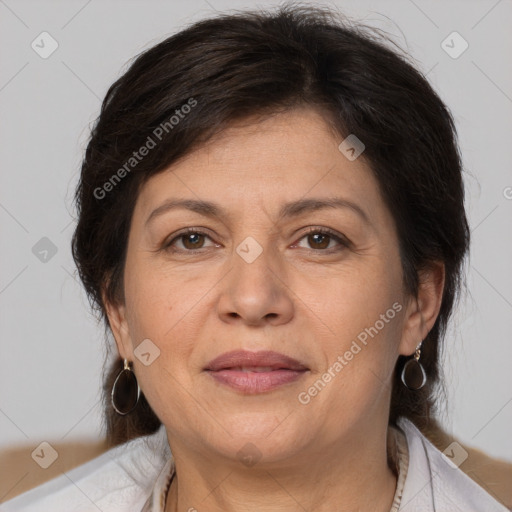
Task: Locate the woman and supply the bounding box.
[3,3,508,511]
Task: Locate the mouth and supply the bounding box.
[204,350,309,394]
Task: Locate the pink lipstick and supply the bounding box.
[204,350,308,394]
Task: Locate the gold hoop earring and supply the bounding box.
[401,342,427,390]
[111,359,140,415]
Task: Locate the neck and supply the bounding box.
[164,425,398,512]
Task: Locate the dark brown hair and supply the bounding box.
[71,3,470,446]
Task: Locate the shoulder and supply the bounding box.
[0,425,171,512]
[398,417,509,512]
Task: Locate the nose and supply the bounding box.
[216,241,294,327]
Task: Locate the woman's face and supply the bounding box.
[107,108,431,466]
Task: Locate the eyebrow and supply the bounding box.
[145,197,370,227]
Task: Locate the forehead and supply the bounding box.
[134,108,385,227]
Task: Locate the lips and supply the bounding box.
[204,350,308,394]
[205,350,308,372]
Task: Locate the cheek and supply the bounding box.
[124,257,206,342]
[122,271,203,427]
[123,266,215,399]
[305,261,404,386]
[298,304,403,439]
[312,261,402,332]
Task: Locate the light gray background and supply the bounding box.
[1,0,511,466]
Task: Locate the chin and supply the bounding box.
[207,410,310,461]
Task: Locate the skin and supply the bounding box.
[105,107,444,512]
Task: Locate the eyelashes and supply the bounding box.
[162,226,350,254]
[294,226,350,251]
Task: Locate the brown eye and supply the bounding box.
[180,232,206,250]
[307,232,331,250]
[164,230,216,252]
[295,228,349,252]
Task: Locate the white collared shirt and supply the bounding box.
[2,417,508,511]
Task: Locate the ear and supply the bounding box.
[399,261,445,356]
[102,287,134,361]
